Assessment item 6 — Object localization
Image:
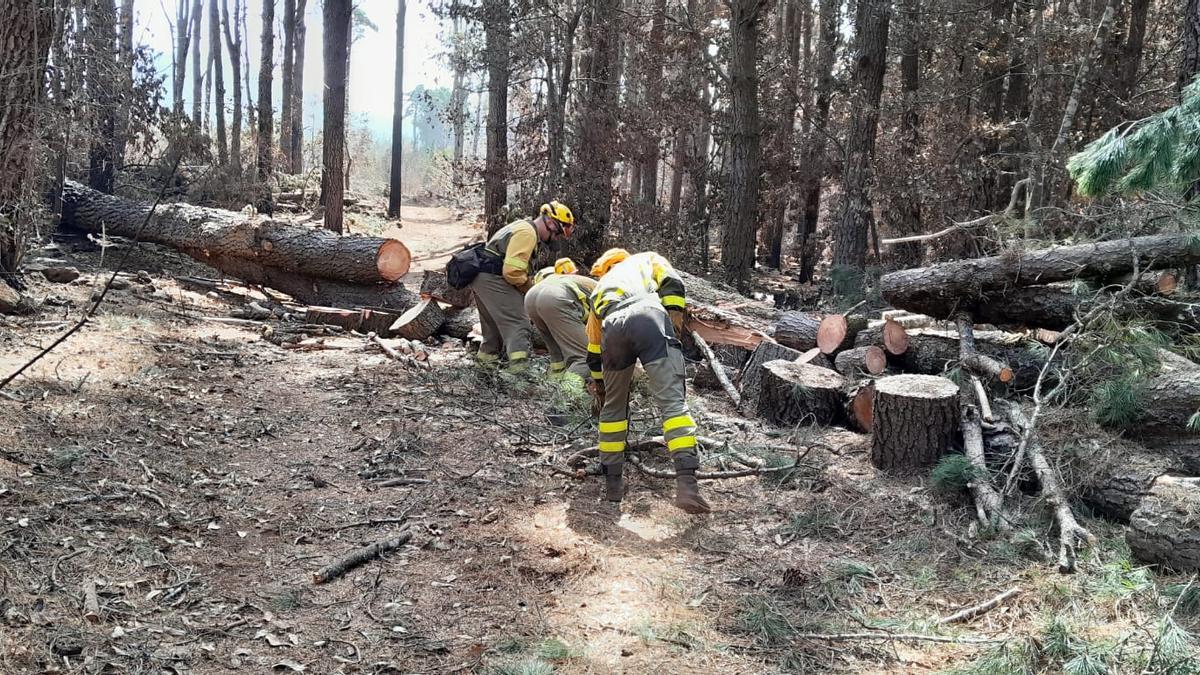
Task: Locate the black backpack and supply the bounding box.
[446,243,503,289]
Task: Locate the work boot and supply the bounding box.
[600,456,624,502]
[506,357,530,375]
[673,454,711,514]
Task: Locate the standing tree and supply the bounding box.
[387,0,407,219]
[116,0,134,170]
[87,0,118,194]
[289,0,308,173]
[221,0,243,172]
[830,0,890,291]
[0,0,54,284]
[1182,0,1200,96]
[256,0,275,182]
[172,0,192,117]
[208,0,228,166]
[761,0,801,270]
[322,0,352,234]
[191,0,203,124]
[721,0,766,290]
[794,0,838,283]
[280,0,296,172]
[482,0,511,235]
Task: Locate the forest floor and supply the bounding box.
[1,200,1198,675]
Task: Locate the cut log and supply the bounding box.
[389,299,446,340]
[970,285,1200,332]
[678,270,778,324]
[738,340,803,412]
[894,329,1043,388]
[817,314,868,354]
[1079,445,1175,522]
[881,233,1200,319]
[59,180,412,284]
[420,269,474,308]
[437,307,479,341]
[773,311,823,351]
[192,253,420,309]
[359,307,403,336]
[686,305,770,350]
[834,346,887,377]
[797,346,835,370]
[305,306,364,332]
[1127,476,1200,571]
[847,382,876,433]
[1131,351,1200,471]
[871,375,960,472]
[854,318,910,355]
[757,360,846,427]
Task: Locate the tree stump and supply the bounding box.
[846,382,876,432]
[390,299,446,340]
[438,307,479,341]
[359,307,403,336]
[757,360,846,427]
[738,340,802,412]
[871,375,960,472]
[817,314,868,354]
[834,346,887,376]
[1128,476,1200,571]
[773,312,823,351]
[420,269,474,308]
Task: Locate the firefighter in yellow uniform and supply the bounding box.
[586,248,710,514]
[525,258,597,380]
[472,202,575,370]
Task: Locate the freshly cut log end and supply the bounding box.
[871,375,960,472]
[834,346,887,376]
[883,319,909,355]
[847,382,876,432]
[756,360,846,427]
[817,314,867,354]
[1128,476,1200,571]
[390,299,446,340]
[963,354,1014,383]
[739,340,803,412]
[773,311,823,351]
[376,239,412,281]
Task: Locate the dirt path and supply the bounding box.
[1,204,1189,674]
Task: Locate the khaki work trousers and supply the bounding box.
[472,272,532,361]
[524,282,589,380]
[597,299,697,467]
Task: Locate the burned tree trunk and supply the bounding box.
[256,0,275,182]
[871,374,959,471]
[880,234,1200,319]
[757,361,846,426]
[1128,476,1200,571]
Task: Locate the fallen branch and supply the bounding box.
[626,453,810,480]
[313,530,413,584]
[376,477,431,487]
[881,179,1028,247]
[957,319,1011,531]
[970,376,994,422]
[370,333,430,370]
[690,331,741,406]
[793,632,1005,645]
[938,587,1022,625]
[82,580,101,624]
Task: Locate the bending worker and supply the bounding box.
[586,248,711,514]
[525,258,596,380]
[473,202,575,370]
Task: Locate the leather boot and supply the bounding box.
[673,454,711,514]
[600,455,624,502]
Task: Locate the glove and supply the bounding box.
[670,309,685,338]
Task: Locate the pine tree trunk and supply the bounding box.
[762,0,801,270]
[173,0,191,116]
[871,375,959,472]
[830,0,890,282]
[721,0,764,290]
[483,0,510,236]
[256,0,274,182]
[87,0,118,195]
[1118,0,1150,104]
[209,0,227,166]
[387,0,406,219]
[638,0,667,205]
[794,0,838,283]
[451,18,467,188]
[0,0,54,277]
[191,0,203,124]
[280,0,295,172]
[886,0,922,267]
[1181,0,1200,96]
[116,0,133,171]
[1128,477,1200,571]
[322,0,351,234]
[289,0,307,173]
[221,0,243,173]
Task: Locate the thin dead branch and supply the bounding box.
[690,330,741,406]
[313,530,413,584]
[938,587,1022,625]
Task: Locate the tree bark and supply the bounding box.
[256,0,275,182]
[794,0,839,283]
[757,361,846,426]
[969,285,1200,333]
[116,0,133,171]
[830,0,890,281]
[387,0,406,219]
[880,234,1200,319]
[894,329,1043,388]
[221,0,243,173]
[482,0,510,236]
[761,0,800,270]
[773,311,823,351]
[173,0,191,116]
[834,346,887,376]
[871,375,959,472]
[1128,476,1200,571]
[389,298,446,340]
[738,340,803,412]
[208,0,228,166]
[451,18,467,189]
[87,0,118,194]
[59,181,412,284]
[289,0,307,173]
[322,0,351,234]
[191,0,203,124]
[638,0,667,204]
[721,0,765,290]
[1182,0,1200,97]
[1079,445,1175,522]
[280,0,295,172]
[885,0,922,267]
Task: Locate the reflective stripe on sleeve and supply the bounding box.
[661,295,686,309]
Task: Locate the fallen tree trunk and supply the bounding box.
[871,375,960,472]
[192,253,420,309]
[881,233,1200,319]
[970,285,1200,332]
[893,329,1043,388]
[834,346,887,377]
[420,270,474,308]
[854,318,909,355]
[439,307,479,341]
[1079,444,1175,522]
[304,306,403,337]
[773,311,823,351]
[390,299,446,340]
[757,361,846,427]
[59,180,412,285]
[679,270,778,324]
[817,314,868,355]
[1127,476,1200,571]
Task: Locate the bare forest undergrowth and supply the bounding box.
[2,210,1199,675]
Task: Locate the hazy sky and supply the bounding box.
[136,0,454,139]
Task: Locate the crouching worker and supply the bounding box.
[525,258,596,381]
[586,248,710,514]
[473,202,574,371]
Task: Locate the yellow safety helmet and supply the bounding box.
[532,267,556,285]
[554,257,578,275]
[540,201,575,236]
[590,248,630,278]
